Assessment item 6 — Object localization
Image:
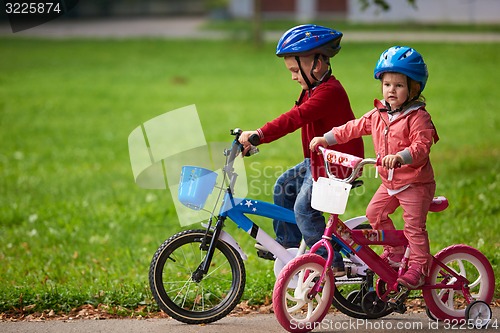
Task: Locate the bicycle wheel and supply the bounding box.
[422,244,494,321]
[273,253,334,333]
[465,300,492,329]
[149,229,246,324]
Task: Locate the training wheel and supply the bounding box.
[361,291,388,319]
[346,290,362,306]
[465,300,492,329]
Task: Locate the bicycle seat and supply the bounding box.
[429,196,448,212]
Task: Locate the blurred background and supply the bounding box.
[1,0,499,319]
[1,0,500,24]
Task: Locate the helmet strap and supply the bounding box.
[310,54,320,82]
[296,54,332,93]
[310,54,332,86]
[384,100,407,114]
[295,56,313,91]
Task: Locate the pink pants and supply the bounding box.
[366,182,436,276]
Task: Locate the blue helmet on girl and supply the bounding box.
[374,46,428,93]
[276,24,343,58]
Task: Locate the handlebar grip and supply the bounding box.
[249,134,261,146]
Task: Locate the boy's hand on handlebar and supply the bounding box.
[382,154,403,169]
[238,130,258,144]
[309,136,328,153]
[238,130,258,156]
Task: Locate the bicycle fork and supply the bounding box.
[306,216,339,299]
[191,216,227,282]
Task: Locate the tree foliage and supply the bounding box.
[359,0,417,11]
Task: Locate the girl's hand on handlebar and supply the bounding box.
[381,154,403,169]
[309,136,328,153]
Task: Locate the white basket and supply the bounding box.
[311,177,351,215]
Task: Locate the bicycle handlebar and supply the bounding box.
[230,129,259,145]
[249,134,260,146]
[230,129,260,157]
[318,146,377,184]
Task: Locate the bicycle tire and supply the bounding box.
[422,244,494,321]
[149,229,246,324]
[273,253,334,333]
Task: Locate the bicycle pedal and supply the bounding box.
[256,250,275,261]
[388,301,407,314]
[388,287,409,303]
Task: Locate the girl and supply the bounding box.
[310,46,439,289]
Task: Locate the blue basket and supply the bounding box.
[178,166,218,210]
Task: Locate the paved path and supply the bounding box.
[1,308,499,333]
[1,17,500,42]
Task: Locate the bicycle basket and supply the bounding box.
[311,177,351,214]
[178,166,218,210]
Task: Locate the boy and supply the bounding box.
[239,25,364,275]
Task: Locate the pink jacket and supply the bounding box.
[325,99,439,190]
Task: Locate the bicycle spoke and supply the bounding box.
[456,259,466,277]
[445,289,455,309]
[199,284,205,311]
[286,292,305,313]
[468,274,481,290]
[306,302,314,318]
[180,279,193,309]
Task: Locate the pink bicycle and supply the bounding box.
[272,147,495,332]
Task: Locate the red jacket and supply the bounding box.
[329,99,439,189]
[257,76,364,180]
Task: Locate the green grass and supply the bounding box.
[0,36,499,315]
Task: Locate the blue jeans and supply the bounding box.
[273,159,344,268]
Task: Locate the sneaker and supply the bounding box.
[332,266,346,277]
[380,249,404,268]
[397,267,425,289]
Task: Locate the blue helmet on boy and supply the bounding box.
[374,46,428,93]
[276,25,342,90]
[276,24,343,58]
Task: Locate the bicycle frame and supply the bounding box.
[331,215,473,301]
[192,132,298,279]
[194,132,370,283]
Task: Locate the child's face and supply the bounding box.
[284,56,317,90]
[382,73,409,110]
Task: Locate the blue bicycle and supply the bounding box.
[148,129,371,324]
